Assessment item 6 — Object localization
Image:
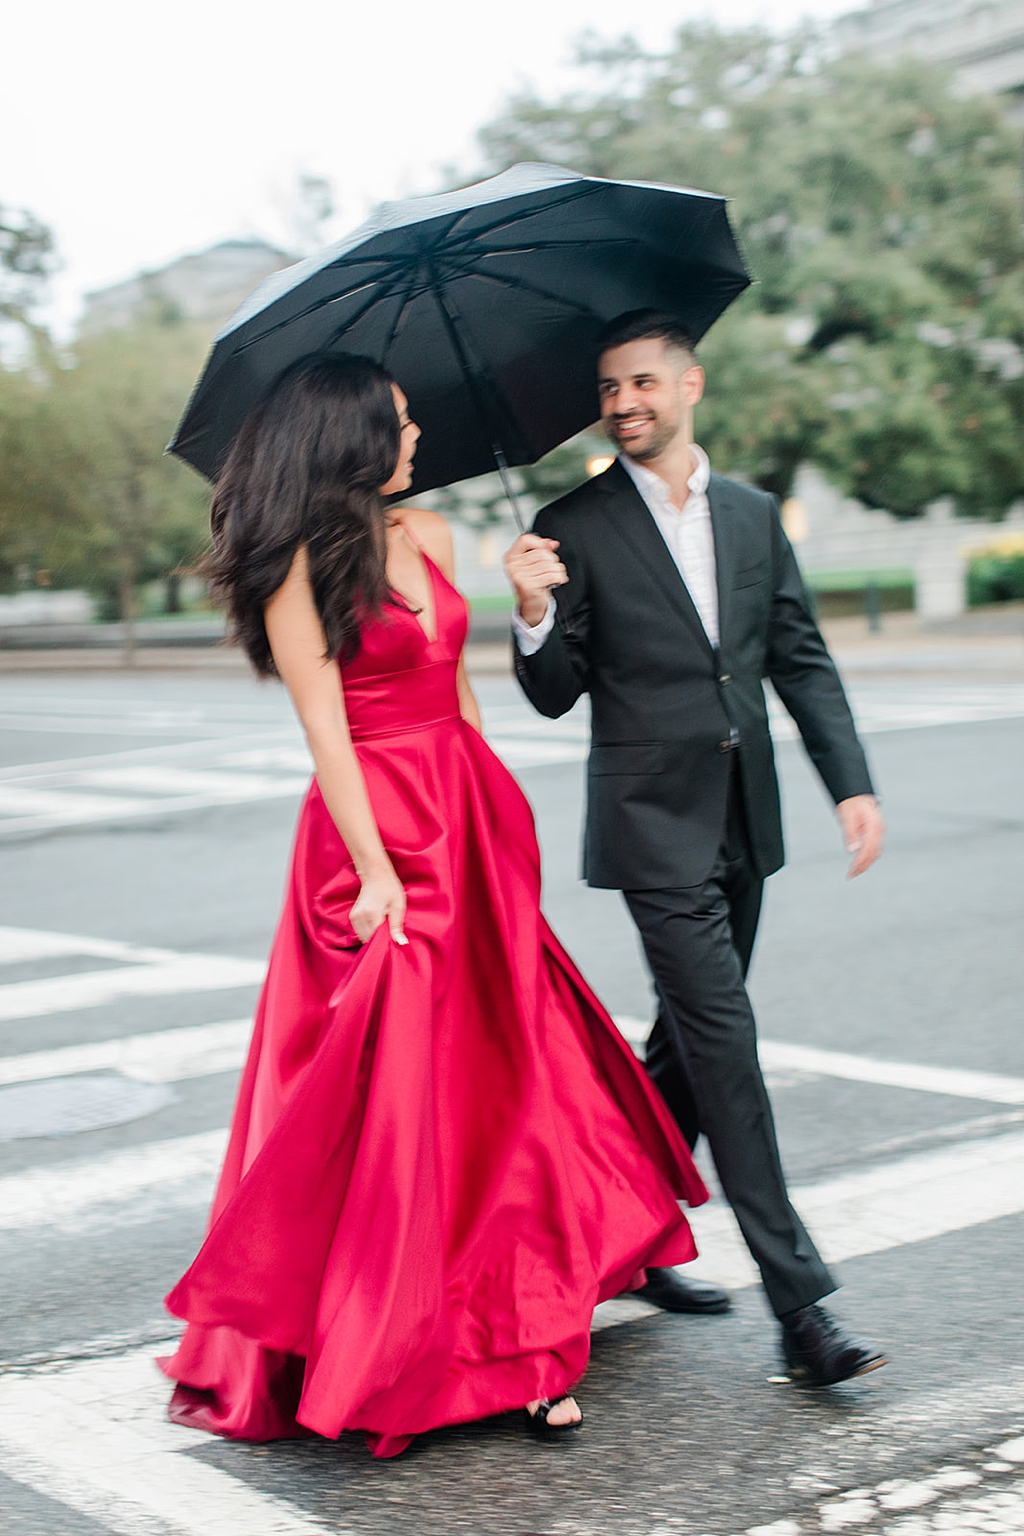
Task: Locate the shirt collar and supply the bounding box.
[619,442,710,508]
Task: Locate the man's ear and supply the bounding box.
[683,365,705,407]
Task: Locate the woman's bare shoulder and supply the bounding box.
[395,507,453,560]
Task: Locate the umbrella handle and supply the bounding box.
[492,440,573,643]
[491,443,527,535]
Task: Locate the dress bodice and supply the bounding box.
[339,555,468,741]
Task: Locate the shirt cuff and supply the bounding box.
[512,595,556,655]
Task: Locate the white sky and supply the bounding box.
[4,0,857,331]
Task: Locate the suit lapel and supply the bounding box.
[708,474,739,651]
[591,460,714,658]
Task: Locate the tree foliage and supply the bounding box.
[479,26,1024,515]
[0,203,58,338]
[0,312,211,644]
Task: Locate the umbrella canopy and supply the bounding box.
[169,162,750,496]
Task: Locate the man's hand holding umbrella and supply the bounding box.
[504,536,567,627]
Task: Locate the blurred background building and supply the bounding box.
[80,238,292,333]
[836,0,1024,117]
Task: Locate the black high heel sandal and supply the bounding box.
[523,1394,583,1440]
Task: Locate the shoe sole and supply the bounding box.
[789,1354,889,1387]
[661,1301,733,1315]
[524,1417,584,1440]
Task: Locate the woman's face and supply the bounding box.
[380,385,421,496]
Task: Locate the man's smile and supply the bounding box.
[612,415,654,440]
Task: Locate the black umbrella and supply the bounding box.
[169,162,750,520]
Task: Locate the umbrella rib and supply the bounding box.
[452,236,638,257]
[324,217,466,271]
[234,271,411,353]
[376,265,421,360]
[427,274,535,460]
[435,183,607,248]
[448,267,601,320]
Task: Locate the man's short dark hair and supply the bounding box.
[595,310,697,361]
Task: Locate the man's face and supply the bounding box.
[597,337,703,461]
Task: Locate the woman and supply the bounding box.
[161,353,707,1458]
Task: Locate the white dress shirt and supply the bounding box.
[513,444,719,654]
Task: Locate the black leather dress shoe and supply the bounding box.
[632,1267,732,1315]
[780,1304,887,1386]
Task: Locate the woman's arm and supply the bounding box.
[401,508,483,733]
[264,548,407,945]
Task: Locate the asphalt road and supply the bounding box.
[0,659,1022,1536]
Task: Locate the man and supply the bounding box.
[504,310,887,1386]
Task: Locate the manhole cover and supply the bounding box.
[0,1074,176,1140]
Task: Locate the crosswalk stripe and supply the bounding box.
[0,956,264,1023]
[682,1128,1024,1292]
[0,1351,334,1536]
[7,1004,1024,1112]
[5,1005,1024,1109]
[0,925,174,965]
[614,1016,1024,1105]
[79,766,309,800]
[758,1039,1024,1106]
[0,1018,251,1087]
[0,682,1020,836]
[0,1129,227,1232]
[0,787,171,821]
[5,1096,1022,1278]
[0,1168,1021,1536]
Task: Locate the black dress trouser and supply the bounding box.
[624,768,836,1318]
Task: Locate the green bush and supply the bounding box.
[967,546,1024,606]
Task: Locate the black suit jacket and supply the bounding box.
[514,459,874,890]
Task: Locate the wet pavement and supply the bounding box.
[0,661,1021,1534]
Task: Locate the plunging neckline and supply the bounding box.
[387,528,439,646]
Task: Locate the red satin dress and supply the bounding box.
[162,553,707,1458]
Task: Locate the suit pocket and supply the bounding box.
[589,742,666,775]
[734,561,769,589]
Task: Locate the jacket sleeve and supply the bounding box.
[512,509,592,719]
[765,499,876,804]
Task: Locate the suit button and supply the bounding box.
[717,739,732,753]
[719,673,731,684]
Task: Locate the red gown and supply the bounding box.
[162,554,707,1458]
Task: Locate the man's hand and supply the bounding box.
[503,534,568,626]
[836,795,885,879]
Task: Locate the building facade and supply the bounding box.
[835,0,1024,112]
[81,239,293,334]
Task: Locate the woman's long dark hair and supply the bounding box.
[208,353,401,676]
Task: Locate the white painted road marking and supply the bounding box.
[732,1432,1024,1536]
[758,1038,1024,1107]
[0,925,262,1026]
[682,1128,1024,1292]
[80,765,309,800]
[0,925,179,966]
[0,1128,228,1232]
[0,954,264,1022]
[6,1011,1024,1110]
[0,1017,251,1087]
[615,1015,1024,1105]
[0,787,172,822]
[0,1350,334,1536]
[2,922,1024,1532]
[6,1095,1023,1288]
[0,682,1021,833]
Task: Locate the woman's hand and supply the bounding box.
[350,861,408,945]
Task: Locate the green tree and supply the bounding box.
[479,27,1024,515]
[0,364,70,591]
[45,315,212,656]
[0,202,57,342]
[430,437,602,528]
